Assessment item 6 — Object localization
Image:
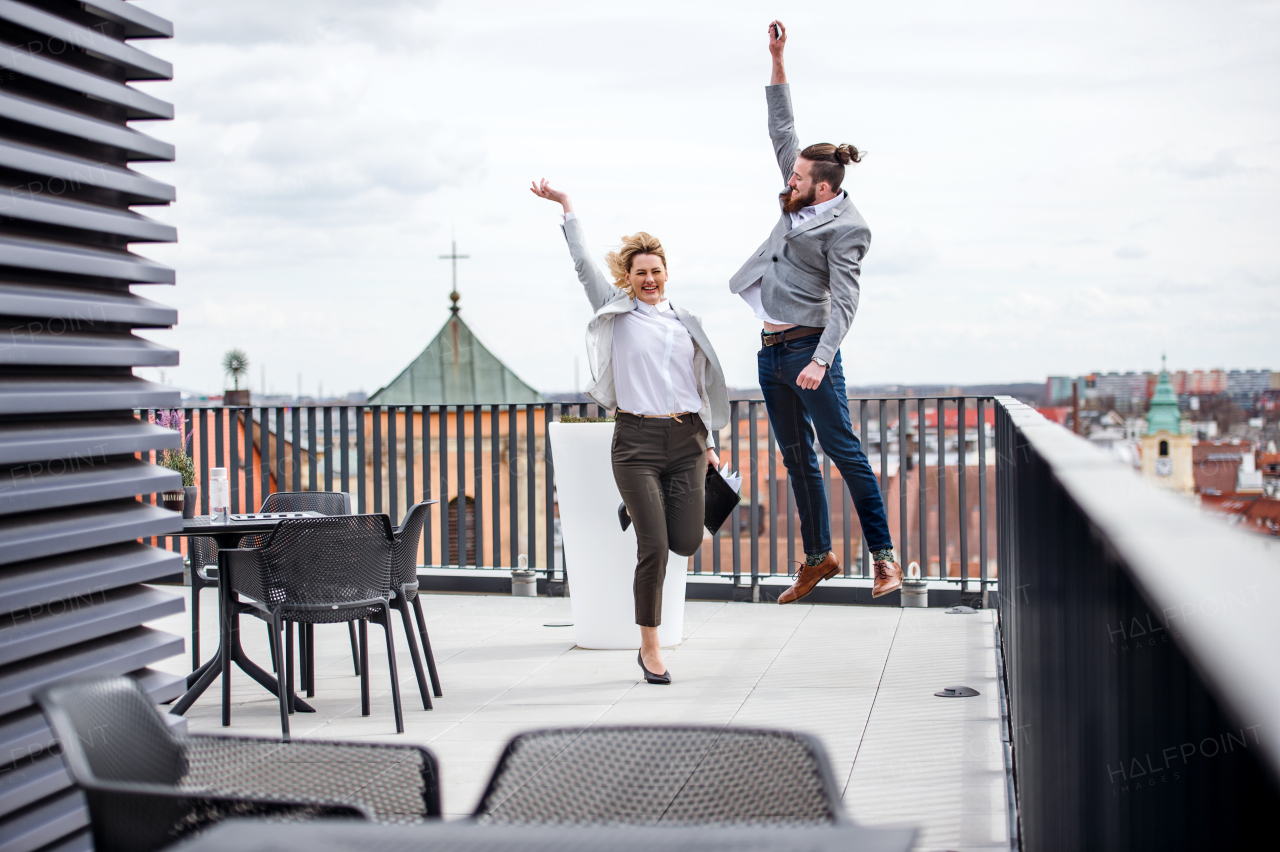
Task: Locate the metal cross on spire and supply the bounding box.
[439,232,470,315]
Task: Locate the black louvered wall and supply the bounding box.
[0,2,180,850]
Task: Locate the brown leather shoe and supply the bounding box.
[778,553,841,604]
[872,560,902,598]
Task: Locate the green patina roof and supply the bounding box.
[1146,358,1182,436]
[369,308,543,405]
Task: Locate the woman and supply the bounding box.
[531,179,729,684]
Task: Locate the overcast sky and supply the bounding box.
[133,0,1280,397]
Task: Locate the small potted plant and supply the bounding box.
[222,348,251,407]
[154,409,197,518]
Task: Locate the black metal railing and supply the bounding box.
[141,404,559,579]
[139,398,998,590]
[994,396,1279,850]
[702,397,996,593]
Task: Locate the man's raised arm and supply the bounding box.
[769,20,787,85]
[766,21,798,183]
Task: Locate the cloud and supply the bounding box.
[1114,244,1148,259]
[135,9,476,271]
[153,0,442,50]
[1153,149,1265,180]
[863,234,938,276]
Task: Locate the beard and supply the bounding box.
[780,185,817,215]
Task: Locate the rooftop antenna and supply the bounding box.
[439,225,470,315]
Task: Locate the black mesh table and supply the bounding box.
[169,514,324,721]
[167,819,917,852]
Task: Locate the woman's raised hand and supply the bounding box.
[530,179,573,213]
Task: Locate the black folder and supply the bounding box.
[704,464,742,535]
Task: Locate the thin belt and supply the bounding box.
[617,409,691,423]
[761,326,824,347]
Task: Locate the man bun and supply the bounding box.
[834,144,863,165]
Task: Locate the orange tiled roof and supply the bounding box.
[1243,498,1280,537]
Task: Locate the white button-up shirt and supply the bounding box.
[611,299,702,417]
[740,191,846,324]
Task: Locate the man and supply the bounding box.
[729,20,901,603]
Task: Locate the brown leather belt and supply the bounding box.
[761,326,824,347]
[617,409,691,423]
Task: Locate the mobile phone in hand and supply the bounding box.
[773,23,782,41]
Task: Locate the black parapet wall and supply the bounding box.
[995,397,1280,851]
[0,1,183,848]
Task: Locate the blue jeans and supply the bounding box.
[758,335,894,557]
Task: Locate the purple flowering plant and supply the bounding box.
[153,409,195,486]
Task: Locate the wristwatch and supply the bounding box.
[811,357,829,368]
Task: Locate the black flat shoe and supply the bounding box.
[638,650,671,684]
[618,502,631,532]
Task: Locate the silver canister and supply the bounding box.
[901,561,928,608]
[512,553,537,597]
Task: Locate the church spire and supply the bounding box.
[1146,355,1181,436]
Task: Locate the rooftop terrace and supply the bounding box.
[3,3,1280,849]
[148,590,1008,851]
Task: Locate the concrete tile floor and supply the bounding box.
[147,589,1009,852]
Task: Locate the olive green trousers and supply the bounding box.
[611,412,707,627]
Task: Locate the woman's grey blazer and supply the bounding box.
[561,217,729,444]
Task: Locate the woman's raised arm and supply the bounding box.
[530,179,616,313]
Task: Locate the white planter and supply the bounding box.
[549,422,686,650]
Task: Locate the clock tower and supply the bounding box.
[1141,356,1193,493]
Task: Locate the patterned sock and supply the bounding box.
[805,551,829,567]
[872,548,896,564]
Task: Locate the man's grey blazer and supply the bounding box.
[728,83,871,365]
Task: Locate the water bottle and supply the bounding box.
[208,467,230,523]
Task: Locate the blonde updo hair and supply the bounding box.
[605,232,667,298]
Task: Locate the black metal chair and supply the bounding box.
[473,726,845,826]
[390,501,442,710]
[188,491,359,679]
[224,514,404,738]
[35,676,440,852]
[255,492,363,690]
